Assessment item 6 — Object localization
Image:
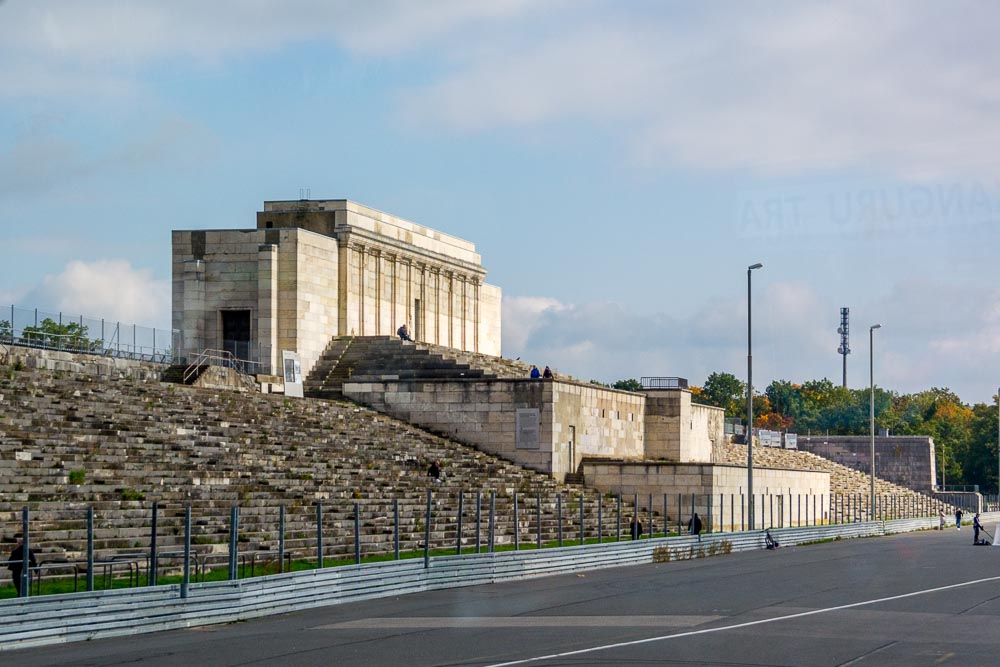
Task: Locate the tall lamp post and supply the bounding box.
[996,386,999,510]
[747,262,763,530]
[869,323,881,520]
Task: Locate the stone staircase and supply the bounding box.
[304,336,581,398]
[718,443,953,520]
[0,365,648,569]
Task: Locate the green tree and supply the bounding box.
[21,318,101,351]
[612,378,643,392]
[694,372,746,418]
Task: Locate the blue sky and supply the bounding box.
[1,1,998,404]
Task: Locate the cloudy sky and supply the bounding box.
[1,1,998,404]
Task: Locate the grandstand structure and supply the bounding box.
[0,199,963,590]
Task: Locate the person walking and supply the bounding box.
[687,513,703,541]
[7,533,37,597]
[938,508,945,531]
[955,508,964,530]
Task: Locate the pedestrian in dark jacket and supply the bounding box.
[630,515,643,540]
[974,513,983,544]
[7,534,37,597]
[956,508,963,530]
[687,513,703,541]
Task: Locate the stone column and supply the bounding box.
[373,248,382,335]
[182,259,206,357]
[356,243,366,335]
[257,244,279,374]
[473,279,481,353]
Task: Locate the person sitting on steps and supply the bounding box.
[397,323,412,342]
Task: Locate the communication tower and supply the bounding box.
[837,307,850,387]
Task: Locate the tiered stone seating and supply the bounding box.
[304,336,582,398]
[718,443,953,520]
[0,365,645,569]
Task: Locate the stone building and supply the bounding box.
[172,199,502,376]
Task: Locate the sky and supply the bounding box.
[1,0,998,405]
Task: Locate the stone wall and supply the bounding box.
[343,378,646,482]
[642,389,725,462]
[582,460,830,531]
[795,435,937,492]
[5,347,165,382]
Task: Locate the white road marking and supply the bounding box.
[485,573,1000,666]
[316,615,721,630]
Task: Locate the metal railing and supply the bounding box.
[2,304,175,364]
[1,488,959,602]
[640,377,689,389]
[184,349,259,391]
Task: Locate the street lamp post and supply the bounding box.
[996,386,999,510]
[747,262,763,530]
[869,324,881,520]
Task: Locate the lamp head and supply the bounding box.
[871,324,882,331]
[748,263,763,270]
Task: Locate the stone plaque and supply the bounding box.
[516,408,540,450]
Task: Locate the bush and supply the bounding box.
[69,469,85,485]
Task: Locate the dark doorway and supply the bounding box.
[221,310,251,360]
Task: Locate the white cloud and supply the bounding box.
[503,279,1000,404]
[399,1,1000,179]
[6,2,999,178]
[21,259,170,329]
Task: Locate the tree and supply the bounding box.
[20,318,101,351]
[612,378,643,392]
[695,372,746,418]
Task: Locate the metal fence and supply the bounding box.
[5,513,995,652]
[1,304,176,364]
[0,488,957,601]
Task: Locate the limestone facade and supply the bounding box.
[643,389,726,462]
[343,378,646,482]
[796,435,937,492]
[172,200,501,375]
[582,460,831,530]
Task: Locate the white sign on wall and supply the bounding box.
[282,350,303,398]
[516,408,540,450]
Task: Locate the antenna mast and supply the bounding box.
[837,307,850,387]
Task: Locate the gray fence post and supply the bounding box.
[633,493,639,539]
[424,489,432,568]
[557,494,563,546]
[616,494,622,542]
[20,506,29,598]
[663,494,668,537]
[279,505,286,573]
[536,492,542,551]
[181,505,191,599]
[475,492,481,555]
[457,492,464,556]
[489,491,496,553]
[315,504,323,570]
[513,492,520,551]
[579,493,585,546]
[229,505,240,579]
[87,506,94,592]
[394,499,400,560]
[648,494,653,539]
[354,502,361,565]
[150,502,159,586]
[597,494,603,544]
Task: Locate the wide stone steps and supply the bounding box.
[3,364,651,566]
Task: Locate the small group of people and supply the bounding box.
[529,365,553,379]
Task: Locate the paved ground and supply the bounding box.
[10,526,1000,666]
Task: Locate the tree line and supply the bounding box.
[607,374,1000,494]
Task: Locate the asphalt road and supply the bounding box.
[10,526,1000,666]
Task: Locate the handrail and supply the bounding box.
[184,348,258,391]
